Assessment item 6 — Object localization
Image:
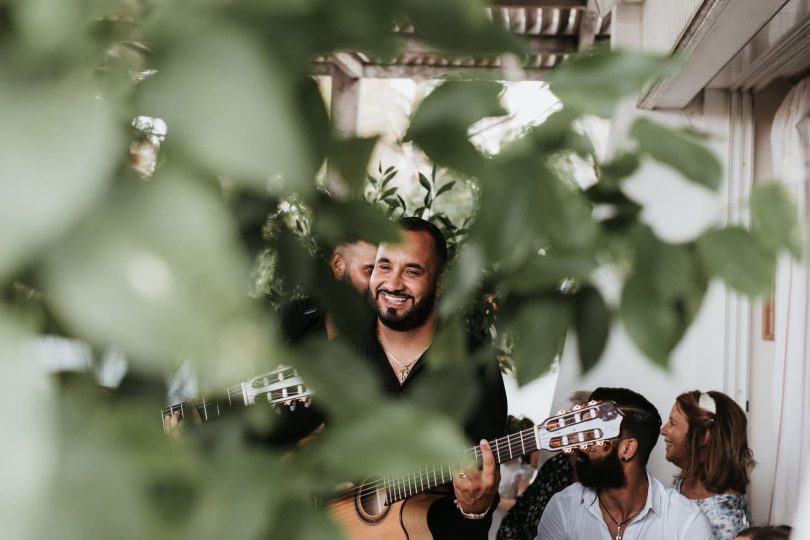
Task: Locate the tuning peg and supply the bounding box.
[572,404,582,411]
[303,397,312,408]
[597,440,608,449]
[588,400,598,406]
[557,409,566,415]
[562,448,574,455]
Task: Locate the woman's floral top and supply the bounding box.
[674,479,751,539]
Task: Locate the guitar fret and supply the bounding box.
[520,431,526,455]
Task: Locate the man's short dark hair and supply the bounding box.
[589,387,662,466]
[397,217,448,275]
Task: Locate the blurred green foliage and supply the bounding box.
[0,0,803,538]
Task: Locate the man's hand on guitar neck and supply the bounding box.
[452,439,500,516]
[162,408,202,441]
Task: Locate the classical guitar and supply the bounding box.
[329,400,623,540]
[160,364,314,427]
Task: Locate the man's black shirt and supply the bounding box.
[362,325,508,539]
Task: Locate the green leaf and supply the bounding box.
[319,400,466,478]
[548,48,676,117]
[507,295,571,386]
[435,181,456,198]
[574,287,610,373]
[630,117,722,191]
[139,25,309,192]
[439,242,485,317]
[698,227,775,296]
[310,197,400,247]
[0,83,120,281]
[328,136,379,194]
[380,187,398,199]
[620,231,708,365]
[382,169,398,185]
[402,0,526,56]
[405,80,506,176]
[42,174,270,382]
[620,272,679,366]
[751,183,805,259]
[508,253,597,295]
[396,194,408,210]
[599,152,641,188]
[418,172,432,192]
[290,338,383,417]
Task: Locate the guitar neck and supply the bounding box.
[381,400,622,504]
[161,365,313,426]
[384,426,540,504]
[161,386,244,424]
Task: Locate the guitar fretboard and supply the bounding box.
[383,426,539,504]
[161,366,309,424]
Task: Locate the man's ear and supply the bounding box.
[331,253,345,280]
[619,438,639,462]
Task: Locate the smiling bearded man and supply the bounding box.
[358,216,507,539]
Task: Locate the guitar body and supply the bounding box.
[330,489,442,540]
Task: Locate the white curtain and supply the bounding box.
[768,77,810,529]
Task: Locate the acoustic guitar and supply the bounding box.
[328,400,624,540]
[160,364,314,427]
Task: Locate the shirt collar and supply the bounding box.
[580,472,659,522]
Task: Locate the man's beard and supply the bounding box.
[368,286,436,332]
[576,444,627,490]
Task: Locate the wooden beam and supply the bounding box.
[361,63,548,81]
[329,52,364,79]
[490,0,587,8]
[578,0,599,49]
[397,34,578,56]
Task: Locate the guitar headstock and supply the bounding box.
[536,400,623,453]
[243,365,314,411]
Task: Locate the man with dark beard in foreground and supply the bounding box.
[362,217,507,539]
[535,387,712,540]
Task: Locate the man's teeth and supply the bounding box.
[383,293,407,305]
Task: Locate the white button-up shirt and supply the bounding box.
[535,474,714,540]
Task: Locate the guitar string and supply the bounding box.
[327,429,543,505]
[327,430,540,520]
[161,368,302,416]
[327,410,612,506]
[163,389,609,508]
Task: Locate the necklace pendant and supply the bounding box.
[398,368,409,383]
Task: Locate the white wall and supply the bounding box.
[551,3,738,486]
[640,0,703,53]
[747,79,794,524]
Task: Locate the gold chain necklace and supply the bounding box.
[377,327,431,384]
[598,497,641,540]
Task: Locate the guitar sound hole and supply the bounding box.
[355,483,389,524]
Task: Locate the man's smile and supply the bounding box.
[377,290,413,307]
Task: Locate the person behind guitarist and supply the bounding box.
[364,216,507,539]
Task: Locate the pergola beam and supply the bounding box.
[398,35,578,56]
[490,0,587,8]
[578,0,599,49]
[361,64,548,81]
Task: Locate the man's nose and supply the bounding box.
[386,271,404,291]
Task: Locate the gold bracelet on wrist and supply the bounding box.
[454,499,488,520]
